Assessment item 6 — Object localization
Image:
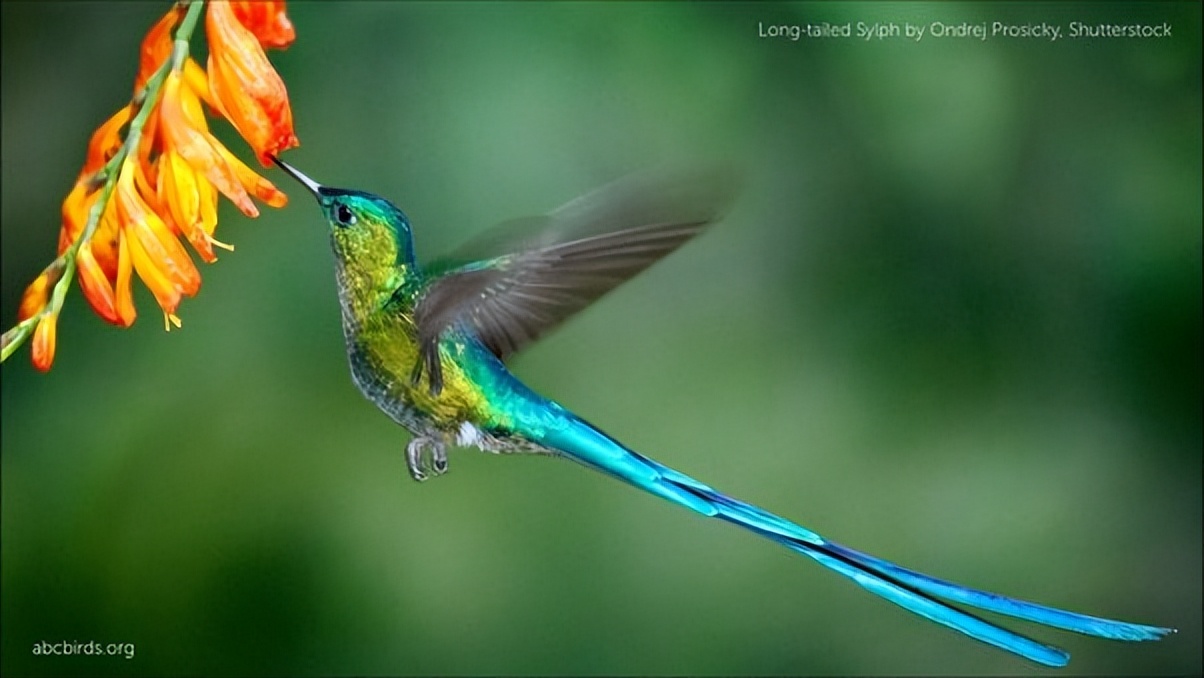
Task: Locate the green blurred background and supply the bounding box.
[2,2,1200,675]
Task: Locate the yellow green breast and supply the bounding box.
[345,306,492,433]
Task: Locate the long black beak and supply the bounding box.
[271,155,323,199]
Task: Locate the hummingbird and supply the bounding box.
[272,157,1172,667]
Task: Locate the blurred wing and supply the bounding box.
[411,166,739,394]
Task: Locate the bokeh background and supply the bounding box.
[2,2,1200,676]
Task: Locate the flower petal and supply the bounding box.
[134,151,165,217]
[158,150,199,246]
[183,58,219,111]
[197,168,219,237]
[115,232,138,326]
[216,143,288,208]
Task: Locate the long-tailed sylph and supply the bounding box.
[273,157,1172,667]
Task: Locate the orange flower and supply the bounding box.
[64,190,133,328]
[76,241,123,326]
[136,6,181,91]
[160,69,258,217]
[158,148,229,263]
[81,105,131,177]
[31,311,58,373]
[59,180,96,254]
[207,0,299,166]
[89,200,123,287]
[17,260,65,323]
[115,157,202,320]
[231,0,295,49]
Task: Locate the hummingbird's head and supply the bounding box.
[271,157,417,271]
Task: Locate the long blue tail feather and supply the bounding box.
[536,416,1174,667]
[819,540,1172,642]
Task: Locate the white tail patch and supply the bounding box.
[456,421,483,448]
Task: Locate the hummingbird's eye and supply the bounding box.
[335,203,357,226]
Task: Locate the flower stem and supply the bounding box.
[0,0,206,365]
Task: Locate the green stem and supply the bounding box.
[0,0,206,365]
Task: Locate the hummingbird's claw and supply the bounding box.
[432,446,449,473]
[405,436,449,482]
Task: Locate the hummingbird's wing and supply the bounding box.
[410,165,739,394]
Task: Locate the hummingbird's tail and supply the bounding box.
[537,415,1173,667]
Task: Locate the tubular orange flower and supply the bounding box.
[113,156,201,330]
[136,6,182,91]
[81,105,131,177]
[230,0,295,49]
[59,180,97,254]
[115,158,202,303]
[160,69,258,217]
[76,241,124,326]
[70,196,132,329]
[88,200,124,283]
[207,0,299,166]
[126,233,183,328]
[158,149,230,263]
[31,312,58,373]
[17,261,65,323]
[16,279,48,322]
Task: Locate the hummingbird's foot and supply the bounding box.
[405,436,448,482]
